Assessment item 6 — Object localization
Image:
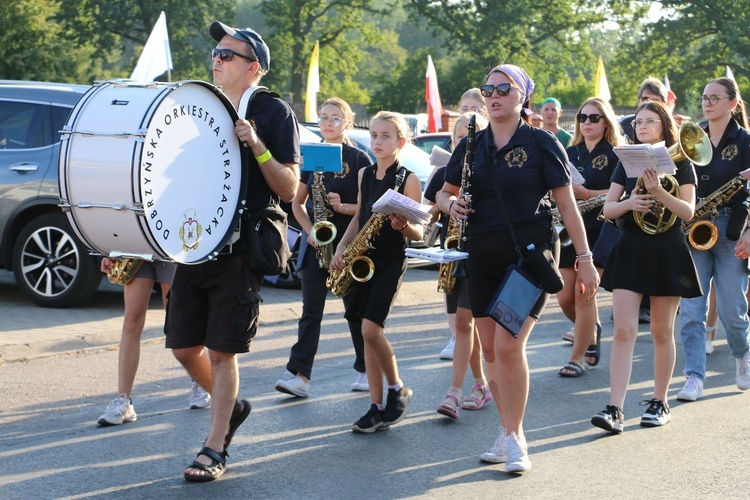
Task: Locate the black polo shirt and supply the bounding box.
[444,120,571,239]
[695,119,750,202]
[566,140,618,227]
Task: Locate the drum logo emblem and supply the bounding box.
[179,211,203,251]
[505,147,527,168]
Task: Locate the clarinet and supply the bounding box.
[451,115,476,280]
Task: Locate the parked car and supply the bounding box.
[411,132,452,155]
[0,81,101,307]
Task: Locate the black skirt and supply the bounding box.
[601,225,702,298]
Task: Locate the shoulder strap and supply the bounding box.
[238,86,280,118]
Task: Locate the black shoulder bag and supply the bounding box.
[242,88,290,276]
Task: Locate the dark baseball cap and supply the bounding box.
[209,20,270,71]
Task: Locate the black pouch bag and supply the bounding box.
[524,242,564,294]
[245,203,290,276]
[487,263,543,338]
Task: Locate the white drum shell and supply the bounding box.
[59,80,245,264]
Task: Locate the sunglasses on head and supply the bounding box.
[576,113,602,124]
[211,48,257,63]
[479,83,515,98]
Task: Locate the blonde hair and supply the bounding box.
[370,111,412,141]
[319,97,356,146]
[569,97,624,148]
[452,112,488,149]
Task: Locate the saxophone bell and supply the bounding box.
[350,255,375,282]
[311,220,337,268]
[687,220,719,250]
[106,258,144,285]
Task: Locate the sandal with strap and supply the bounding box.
[461,383,492,410]
[184,447,227,482]
[224,399,251,451]
[437,393,460,419]
[585,323,602,367]
[559,361,586,377]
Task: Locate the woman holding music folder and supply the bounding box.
[557,98,622,377]
[437,64,598,472]
[275,97,372,399]
[677,77,750,402]
[330,111,423,433]
[592,100,700,434]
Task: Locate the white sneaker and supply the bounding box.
[351,372,369,392]
[705,327,716,354]
[439,337,456,360]
[479,427,507,463]
[275,374,310,398]
[188,380,211,409]
[505,432,532,472]
[736,352,750,391]
[676,375,704,402]
[97,394,137,426]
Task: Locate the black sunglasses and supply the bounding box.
[211,48,257,63]
[576,113,602,124]
[479,83,515,98]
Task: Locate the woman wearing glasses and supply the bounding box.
[557,98,623,377]
[592,100,700,434]
[274,97,372,398]
[677,78,750,402]
[437,64,598,472]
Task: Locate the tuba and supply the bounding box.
[106,258,143,285]
[633,122,712,235]
[309,167,336,268]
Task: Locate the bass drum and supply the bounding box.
[59,80,246,264]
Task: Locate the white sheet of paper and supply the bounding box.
[404,247,469,263]
[613,142,676,178]
[371,189,432,225]
[569,163,586,185]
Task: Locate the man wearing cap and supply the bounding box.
[540,97,572,147]
[166,20,300,482]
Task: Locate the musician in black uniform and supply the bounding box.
[557,98,622,377]
[167,21,300,481]
[437,64,598,472]
[593,101,700,434]
[275,97,371,398]
[678,77,750,401]
[330,111,423,433]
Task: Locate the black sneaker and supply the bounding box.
[352,404,389,433]
[640,398,671,427]
[382,386,413,425]
[591,404,624,433]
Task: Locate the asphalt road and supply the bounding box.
[0,268,748,499]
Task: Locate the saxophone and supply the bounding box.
[106,258,143,285]
[437,115,476,293]
[309,167,336,268]
[326,168,406,297]
[552,194,607,247]
[683,175,747,250]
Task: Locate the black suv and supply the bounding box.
[0,81,101,307]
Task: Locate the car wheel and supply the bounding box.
[12,213,101,307]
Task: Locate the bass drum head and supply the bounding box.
[138,81,246,264]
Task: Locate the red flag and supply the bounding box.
[425,55,443,132]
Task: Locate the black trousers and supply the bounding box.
[286,248,365,379]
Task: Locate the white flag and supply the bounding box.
[727,66,736,81]
[130,12,173,82]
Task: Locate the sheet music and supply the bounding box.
[613,142,676,178]
[371,189,432,225]
[569,163,586,185]
[429,145,452,167]
[404,247,469,263]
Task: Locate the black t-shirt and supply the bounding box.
[695,119,750,201]
[358,161,413,254]
[566,139,618,228]
[444,120,571,238]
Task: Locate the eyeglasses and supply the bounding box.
[479,83,516,98]
[631,118,662,128]
[318,116,342,126]
[699,95,732,105]
[576,113,602,124]
[211,48,257,63]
